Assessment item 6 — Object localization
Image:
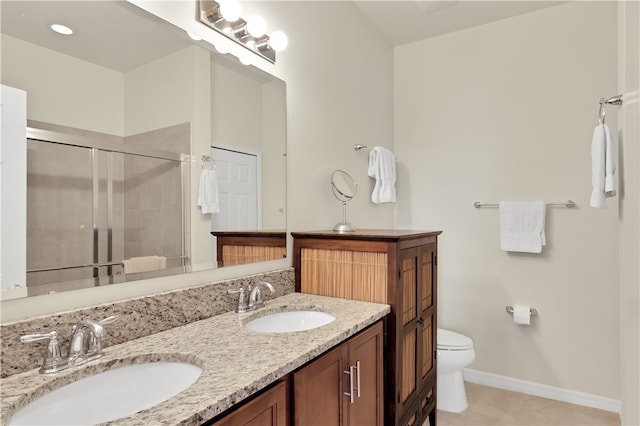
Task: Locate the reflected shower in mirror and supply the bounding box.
[0,0,286,298]
[331,170,357,232]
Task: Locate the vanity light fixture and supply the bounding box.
[50,24,73,35]
[198,0,287,64]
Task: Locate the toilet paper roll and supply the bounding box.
[513,304,531,325]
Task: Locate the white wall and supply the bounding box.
[264,1,396,232]
[395,1,620,400]
[618,1,640,423]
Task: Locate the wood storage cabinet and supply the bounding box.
[293,321,384,426]
[292,230,441,426]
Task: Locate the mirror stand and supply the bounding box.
[334,201,355,232]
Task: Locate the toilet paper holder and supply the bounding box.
[505,305,538,316]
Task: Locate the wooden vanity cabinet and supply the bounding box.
[293,321,384,426]
[292,230,441,426]
[208,378,289,426]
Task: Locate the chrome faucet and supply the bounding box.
[228,282,276,313]
[20,315,117,373]
[67,320,106,366]
[248,281,275,310]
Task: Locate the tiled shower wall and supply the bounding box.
[124,123,190,270]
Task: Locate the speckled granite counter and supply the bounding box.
[0,293,390,425]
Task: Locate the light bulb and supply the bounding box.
[246,16,266,38]
[214,43,229,54]
[269,31,288,52]
[186,31,202,41]
[51,24,73,35]
[238,53,252,66]
[219,0,241,23]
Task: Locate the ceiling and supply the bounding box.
[352,1,567,46]
[0,1,192,72]
[0,1,568,73]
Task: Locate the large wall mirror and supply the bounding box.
[0,0,287,300]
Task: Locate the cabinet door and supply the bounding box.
[397,246,420,414]
[293,343,348,426]
[418,244,436,392]
[397,244,437,419]
[211,379,288,426]
[346,321,384,426]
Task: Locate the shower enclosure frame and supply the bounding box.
[25,126,190,286]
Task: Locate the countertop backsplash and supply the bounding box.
[0,268,294,378]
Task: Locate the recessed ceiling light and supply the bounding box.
[50,24,73,35]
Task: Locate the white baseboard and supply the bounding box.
[463,368,622,415]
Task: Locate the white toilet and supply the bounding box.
[436,328,475,413]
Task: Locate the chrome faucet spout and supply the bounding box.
[68,320,106,366]
[248,282,276,310]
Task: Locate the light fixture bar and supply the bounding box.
[198,0,278,63]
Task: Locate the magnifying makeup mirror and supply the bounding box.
[331,170,357,232]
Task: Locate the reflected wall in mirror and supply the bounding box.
[0,0,286,298]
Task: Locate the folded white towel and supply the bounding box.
[499,201,546,253]
[123,255,167,274]
[198,168,220,214]
[367,146,396,204]
[590,123,616,208]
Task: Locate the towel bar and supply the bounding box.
[473,200,575,208]
[506,305,538,316]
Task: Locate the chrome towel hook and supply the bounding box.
[598,94,623,125]
[201,154,214,170]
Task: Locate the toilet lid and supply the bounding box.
[437,328,473,350]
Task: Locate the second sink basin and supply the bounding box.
[244,310,336,333]
[9,361,202,425]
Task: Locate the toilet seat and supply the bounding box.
[437,328,473,351]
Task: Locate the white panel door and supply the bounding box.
[211,146,260,232]
[0,85,27,299]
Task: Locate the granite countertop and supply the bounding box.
[0,293,390,425]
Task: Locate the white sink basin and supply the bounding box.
[9,361,202,425]
[245,310,336,333]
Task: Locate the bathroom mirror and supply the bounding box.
[330,170,357,232]
[0,0,286,299]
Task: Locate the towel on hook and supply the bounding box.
[590,123,616,208]
[123,256,167,274]
[367,146,396,203]
[198,168,220,214]
[499,201,546,253]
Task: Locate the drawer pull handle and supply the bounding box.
[343,361,361,404]
[354,360,361,398]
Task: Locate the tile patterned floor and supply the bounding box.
[435,383,620,426]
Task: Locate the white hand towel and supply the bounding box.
[197,168,220,214]
[367,146,396,204]
[499,201,546,253]
[590,123,616,208]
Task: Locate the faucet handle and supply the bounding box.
[228,287,249,313]
[99,315,118,325]
[20,330,58,343]
[20,331,67,374]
